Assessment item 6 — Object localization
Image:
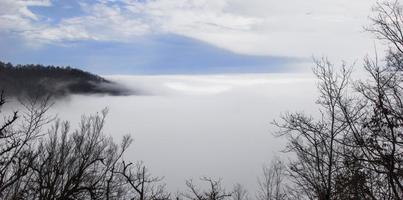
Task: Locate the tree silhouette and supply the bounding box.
[0,61,130,98]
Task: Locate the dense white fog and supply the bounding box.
[48,73,318,193]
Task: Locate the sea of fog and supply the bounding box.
[48,73,319,194]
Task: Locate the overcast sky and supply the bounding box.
[0,0,381,74]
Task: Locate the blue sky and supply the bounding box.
[0,0,378,74]
[0,33,303,74]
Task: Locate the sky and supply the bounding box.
[0,0,381,74]
[0,0,386,193]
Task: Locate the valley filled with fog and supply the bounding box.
[47,73,318,193]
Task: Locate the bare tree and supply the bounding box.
[20,109,132,199]
[117,161,170,200]
[273,3,403,197]
[337,56,403,199]
[367,0,403,55]
[273,58,351,200]
[183,177,232,200]
[256,157,286,200]
[0,91,170,200]
[334,1,403,199]
[0,93,52,199]
[232,183,248,200]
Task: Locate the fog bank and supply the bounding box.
[49,73,318,193]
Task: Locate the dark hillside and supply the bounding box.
[0,61,131,98]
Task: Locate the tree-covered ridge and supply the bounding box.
[0,61,130,98]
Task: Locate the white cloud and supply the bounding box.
[0,0,384,59]
[0,0,51,19]
[0,0,50,32]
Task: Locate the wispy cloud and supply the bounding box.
[0,0,50,34]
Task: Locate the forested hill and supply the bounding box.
[0,61,131,98]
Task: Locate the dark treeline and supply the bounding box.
[0,1,402,200]
[0,61,131,98]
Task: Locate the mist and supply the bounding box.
[46,73,318,193]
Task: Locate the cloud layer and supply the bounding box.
[0,0,381,60]
[50,73,318,193]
